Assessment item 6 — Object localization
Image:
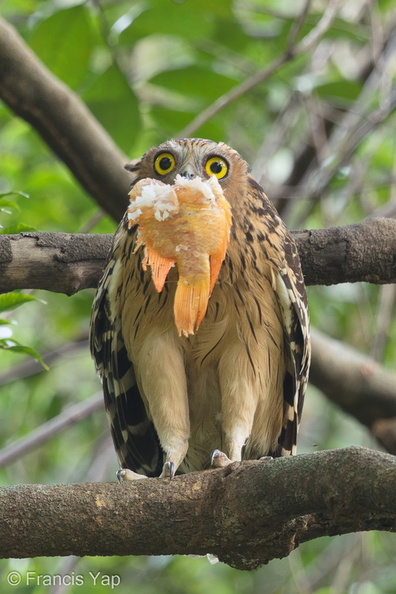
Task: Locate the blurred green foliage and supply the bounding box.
[0,0,396,592]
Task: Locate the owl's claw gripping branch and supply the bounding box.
[210,449,233,468]
[160,461,175,479]
[116,468,148,481]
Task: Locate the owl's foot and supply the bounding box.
[160,461,175,479]
[210,449,233,468]
[117,468,148,481]
[210,451,274,469]
[117,462,177,480]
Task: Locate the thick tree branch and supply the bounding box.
[0,232,111,295]
[294,218,396,286]
[0,447,395,569]
[0,218,395,294]
[0,18,130,222]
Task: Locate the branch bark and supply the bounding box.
[0,18,130,222]
[294,218,396,286]
[1,447,395,570]
[0,218,395,294]
[0,232,111,295]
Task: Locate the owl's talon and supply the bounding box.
[211,449,232,468]
[117,468,148,481]
[160,461,175,478]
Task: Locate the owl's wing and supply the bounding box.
[90,231,162,477]
[249,176,310,457]
[275,233,311,456]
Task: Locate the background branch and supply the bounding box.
[310,329,396,453]
[268,16,396,215]
[1,447,395,570]
[0,393,102,468]
[179,0,339,138]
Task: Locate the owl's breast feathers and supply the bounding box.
[90,144,310,477]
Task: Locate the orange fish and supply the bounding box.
[127,174,232,336]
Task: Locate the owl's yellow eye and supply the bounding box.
[154,152,176,175]
[205,156,228,179]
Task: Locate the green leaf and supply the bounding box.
[29,5,95,89]
[315,81,362,105]
[322,16,368,42]
[0,223,36,235]
[0,191,29,199]
[211,16,251,51]
[150,65,239,102]
[150,106,225,141]
[0,292,43,314]
[83,65,142,153]
[0,199,21,212]
[0,192,29,215]
[0,339,49,371]
[120,1,214,45]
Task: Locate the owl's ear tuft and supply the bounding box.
[125,158,141,173]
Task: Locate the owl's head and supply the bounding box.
[125,138,250,199]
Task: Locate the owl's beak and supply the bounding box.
[179,165,197,180]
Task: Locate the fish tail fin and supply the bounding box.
[174,275,210,336]
[145,246,175,292]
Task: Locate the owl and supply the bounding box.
[90,138,310,479]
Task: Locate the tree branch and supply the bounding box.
[0,18,130,222]
[0,393,102,468]
[310,329,396,453]
[0,218,395,294]
[0,232,112,295]
[270,19,396,214]
[1,447,395,569]
[294,218,396,285]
